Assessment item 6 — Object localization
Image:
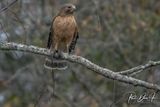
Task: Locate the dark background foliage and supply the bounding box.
[0,0,160,107]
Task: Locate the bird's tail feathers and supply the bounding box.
[44,58,67,70]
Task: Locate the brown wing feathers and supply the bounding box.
[47,31,52,48]
[69,30,79,53]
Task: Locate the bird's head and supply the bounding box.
[59,3,76,16]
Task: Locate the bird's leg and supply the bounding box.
[53,42,60,59]
[53,43,63,59]
[67,44,70,54]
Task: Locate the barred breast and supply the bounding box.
[53,16,76,41]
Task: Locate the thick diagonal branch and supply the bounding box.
[0,42,160,91]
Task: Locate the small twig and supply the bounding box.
[0,0,18,13]
[34,84,47,107]
[8,9,28,44]
[119,61,160,75]
[71,67,104,107]
[0,23,10,42]
[5,63,33,84]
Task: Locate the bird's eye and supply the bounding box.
[68,6,71,8]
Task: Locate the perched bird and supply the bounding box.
[44,3,79,70]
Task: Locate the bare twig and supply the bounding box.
[71,68,104,107]
[0,0,18,13]
[119,61,160,75]
[5,63,33,84]
[0,23,10,42]
[0,42,160,91]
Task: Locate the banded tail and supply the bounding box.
[44,58,67,70]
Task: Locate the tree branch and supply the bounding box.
[0,42,160,91]
[119,61,160,75]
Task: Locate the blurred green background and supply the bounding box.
[0,0,160,107]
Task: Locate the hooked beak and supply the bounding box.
[72,5,76,11]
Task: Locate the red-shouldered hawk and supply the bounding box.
[44,4,79,70]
